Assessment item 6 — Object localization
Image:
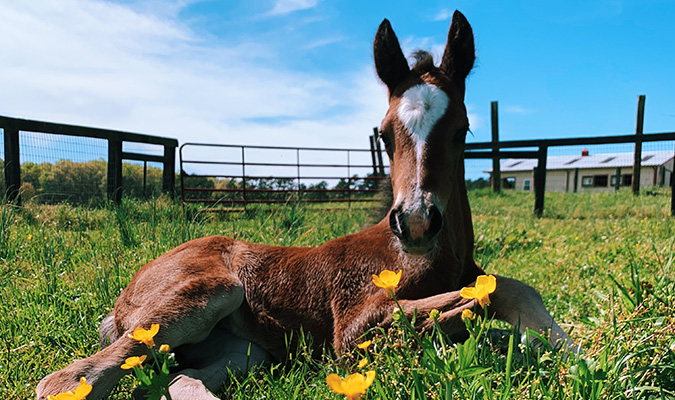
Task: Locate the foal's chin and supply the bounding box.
[397,238,439,258]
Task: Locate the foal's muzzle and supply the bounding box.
[389,204,443,255]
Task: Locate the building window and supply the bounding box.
[523,179,531,191]
[582,175,609,187]
[610,174,633,187]
[594,175,608,187]
[502,177,516,189]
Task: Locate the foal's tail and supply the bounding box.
[99,312,120,348]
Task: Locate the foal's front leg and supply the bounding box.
[338,275,575,352]
[488,275,576,351]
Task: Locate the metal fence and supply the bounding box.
[179,140,389,211]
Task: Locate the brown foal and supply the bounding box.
[37,11,573,400]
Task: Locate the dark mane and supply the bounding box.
[410,50,435,74]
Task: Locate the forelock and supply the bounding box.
[410,50,435,74]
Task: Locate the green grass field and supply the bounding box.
[1,190,674,399]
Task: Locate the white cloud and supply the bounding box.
[301,36,346,50]
[466,104,484,132]
[0,0,480,178]
[269,0,319,16]
[433,8,453,22]
[0,0,387,154]
[504,105,534,115]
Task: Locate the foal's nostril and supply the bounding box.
[426,205,443,238]
[388,206,406,240]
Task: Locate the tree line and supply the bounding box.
[0,158,163,205]
[182,174,384,203]
[0,159,384,205]
[1,158,490,205]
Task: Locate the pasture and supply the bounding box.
[2,190,674,399]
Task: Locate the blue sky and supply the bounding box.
[1,0,674,157]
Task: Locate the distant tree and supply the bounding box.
[301,181,329,201]
[272,178,297,202]
[20,182,36,200]
[212,178,241,202]
[182,173,216,200]
[41,159,106,203]
[334,178,351,200]
[466,177,489,191]
[21,162,44,194]
[122,162,163,199]
[355,173,384,198]
[242,177,297,202]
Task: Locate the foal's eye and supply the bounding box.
[378,130,393,152]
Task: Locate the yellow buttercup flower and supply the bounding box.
[428,309,441,321]
[326,370,376,400]
[461,309,475,320]
[159,344,170,353]
[128,324,160,348]
[460,275,497,307]
[372,269,402,297]
[356,340,371,350]
[121,355,147,370]
[357,358,368,368]
[47,377,92,400]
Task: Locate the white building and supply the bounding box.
[484,150,674,192]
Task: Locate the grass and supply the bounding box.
[1,189,674,399]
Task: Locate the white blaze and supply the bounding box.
[397,83,449,195]
[397,83,449,153]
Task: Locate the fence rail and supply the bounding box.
[179,142,388,210]
[1,115,178,204]
[467,96,675,216]
[3,95,672,216]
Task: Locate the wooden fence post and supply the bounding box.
[632,95,646,195]
[107,138,123,203]
[534,146,548,217]
[491,101,501,193]
[143,160,148,198]
[3,122,21,204]
[615,167,621,191]
[162,144,176,197]
[672,141,675,217]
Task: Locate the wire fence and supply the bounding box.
[0,131,4,198]
[18,131,109,204]
[1,116,177,205]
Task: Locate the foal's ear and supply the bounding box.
[439,10,475,83]
[374,19,410,94]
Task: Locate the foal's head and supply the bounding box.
[374,11,475,256]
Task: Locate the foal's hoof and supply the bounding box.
[35,371,79,400]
